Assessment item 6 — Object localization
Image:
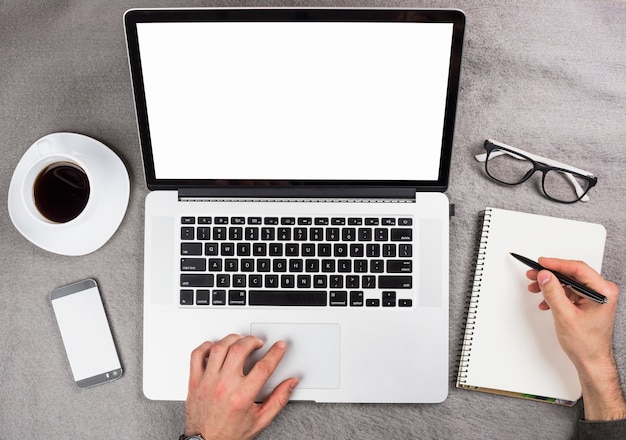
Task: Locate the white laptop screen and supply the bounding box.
[126,9,464,191]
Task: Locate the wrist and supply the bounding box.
[577,356,626,421]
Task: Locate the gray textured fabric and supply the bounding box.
[1,1,625,439]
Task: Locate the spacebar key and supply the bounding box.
[249,290,327,306]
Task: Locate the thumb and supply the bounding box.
[537,270,573,315]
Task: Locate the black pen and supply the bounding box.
[509,252,608,304]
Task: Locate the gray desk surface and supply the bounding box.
[1,1,625,438]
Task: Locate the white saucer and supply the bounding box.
[7,132,130,256]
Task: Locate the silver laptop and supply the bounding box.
[125,8,464,403]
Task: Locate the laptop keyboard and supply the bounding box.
[179,216,414,308]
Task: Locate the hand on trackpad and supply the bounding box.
[248,323,341,391]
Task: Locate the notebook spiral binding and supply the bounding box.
[456,208,492,387]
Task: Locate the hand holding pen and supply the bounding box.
[511,253,607,304]
[520,256,626,422]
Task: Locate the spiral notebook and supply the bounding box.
[457,207,606,405]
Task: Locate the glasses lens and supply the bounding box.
[486,148,534,184]
[543,169,591,203]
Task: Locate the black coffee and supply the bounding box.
[33,162,90,223]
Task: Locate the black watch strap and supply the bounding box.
[179,435,204,440]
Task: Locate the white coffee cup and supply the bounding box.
[20,138,93,225]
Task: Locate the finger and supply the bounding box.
[255,377,299,430]
[205,334,245,374]
[536,270,576,317]
[538,258,611,296]
[525,269,538,281]
[246,340,288,391]
[188,341,214,390]
[220,335,264,373]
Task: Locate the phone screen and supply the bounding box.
[50,279,122,388]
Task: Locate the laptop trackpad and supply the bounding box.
[249,323,341,390]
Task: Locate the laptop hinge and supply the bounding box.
[178,186,417,201]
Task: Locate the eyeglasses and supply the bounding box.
[475,139,598,203]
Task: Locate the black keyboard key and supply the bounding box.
[208,258,222,271]
[331,218,346,225]
[217,274,230,287]
[213,227,227,240]
[229,227,243,240]
[249,275,262,288]
[370,260,384,273]
[249,290,327,306]
[264,217,279,225]
[365,218,379,225]
[237,243,251,256]
[382,218,395,226]
[358,228,372,241]
[220,243,234,256]
[383,244,396,257]
[350,244,364,257]
[205,243,218,256]
[297,275,311,288]
[313,275,327,288]
[342,228,356,241]
[281,217,296,225]
[181,217,195,224]
[398,218,412,226]
[326,228,340,241]
[366,298,380,306]
[181,242,202,256]
[215,217,229,224]
[245,227,259,240]
[231,217,245,225]
[391,228,413,241]
[181,227,194,240]
[196,290,210,305]
[399,299,413,307]
[330,275,344,288]
[277,228,291,240]
[197,227,211,240]
[346,275,359,288]
[375,228,388,241]
[198,217,212,224]
[379,275,412,289]
[212,290,226,305]
[330,291,347,306]
[253,243,267,256]
[180,289,193,305]
[265,275,279,288]
[310,228,324,241]
[294,228,308,241]
[382,291,396,307]
[362,275,376,289]
[348,218,362,225]
[399,244,412,257]
[228,290,246,305]
[261,227,275,240]
[298,217,313,225]
[181,258,206,271]
[350,291,364,306]
[181,274,214,287]
[314,217,329,225]
[387,260,413,273]
[318,244,331,256]
[281,275,295,288]
[248,217,262,225]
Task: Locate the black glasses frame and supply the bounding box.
[483,140,598,204]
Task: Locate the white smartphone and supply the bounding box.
[50,279,123,388]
